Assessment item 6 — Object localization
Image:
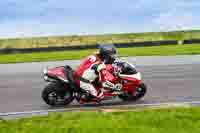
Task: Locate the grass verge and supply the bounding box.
[0,30,200,49]
[0,44,200,64]
[0,106,200,132]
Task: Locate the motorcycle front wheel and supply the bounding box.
[118,83,147,101]
[42,82,74,106]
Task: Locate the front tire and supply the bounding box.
[119,83,147,101]
[42,82,74,106]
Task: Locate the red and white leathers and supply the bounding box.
[74,54,118,98]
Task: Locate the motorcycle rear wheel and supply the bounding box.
[119,83,147,101]
[42,82,74,106]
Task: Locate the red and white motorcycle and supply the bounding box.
[42,61,147,106]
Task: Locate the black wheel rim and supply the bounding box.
[48,92,58,104]
[48,91,71,105]
[134,86,145,97]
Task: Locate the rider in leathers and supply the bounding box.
[74,44,121,100]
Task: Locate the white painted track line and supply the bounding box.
[0,100,200,117]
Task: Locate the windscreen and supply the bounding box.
[122,62,137,74]
[115,62,137,75]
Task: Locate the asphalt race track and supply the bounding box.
[0,55,200,114]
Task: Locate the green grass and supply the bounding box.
[1,107,200,133]
[0,44,200,64]
[0,30,200,49]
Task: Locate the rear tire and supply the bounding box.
[42,82,74,106]
[119,83,147,101]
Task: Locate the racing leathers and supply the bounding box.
[74,55,121,99]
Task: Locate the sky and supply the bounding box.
[0,0,200,38]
